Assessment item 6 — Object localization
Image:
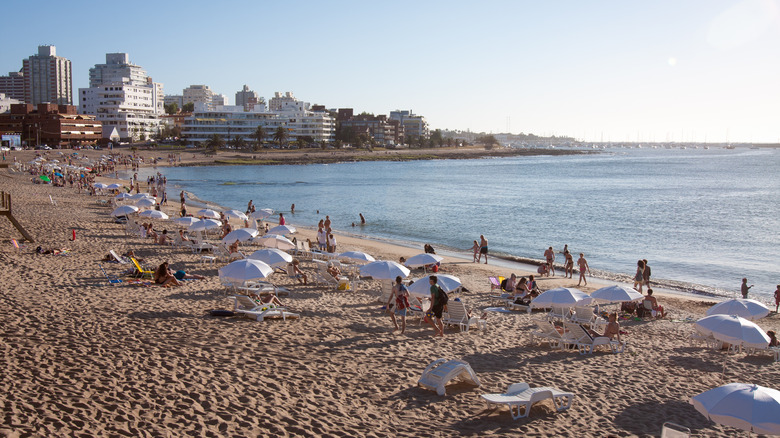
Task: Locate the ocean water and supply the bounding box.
[133,147,780,302]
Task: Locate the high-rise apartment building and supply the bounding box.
[0,72,25,102]
[235,85,261,111]
[390,110,429,141]
[22,46,73,105]
[79,53,164,142]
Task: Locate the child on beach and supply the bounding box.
[387,276,410,334]
[471,240,480,263]
[741,278,753,299]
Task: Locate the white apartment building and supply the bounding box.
[390,109,429,141]
[0,93,22,113]
[182,97,335,145]
[182,85,226,110]
[79,53,164,142]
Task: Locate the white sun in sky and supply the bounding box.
[667,57,678,67]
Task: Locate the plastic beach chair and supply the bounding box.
[99,264,123,286]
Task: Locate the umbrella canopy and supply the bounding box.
[706,299,770,321]
[591,285,644,304]
[223,209,248,221]
[129,193,154,201]
[138,210,169,220]
[93,182,106,188]
[267,224,297,235]
[114,192,132,200]
[221,228,259,244]
[111,205,139,217]
[531,287,590,309]
[134,197,157,208]
[172,217,200,227]
[359,260,410,280]
[694,314,770,349]
[248,248,293,268]
[197,208,221,219]
[691,383,780,435]
[107,183,123,190]
[256,234,295,250]
[338,251,376,263]
[250,208,274,220]
[54,172,64,177]
[405,253,444,268]
[407,274,462,298]
[188,219,222,232]
[218,259,274,286]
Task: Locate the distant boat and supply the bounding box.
[725,144,736,149]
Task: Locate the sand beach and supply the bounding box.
[1,148,778,437]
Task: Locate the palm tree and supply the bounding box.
[253,125,267,150]
[232,135,246,150]
[206,133,224,154]
[273,126,288,147]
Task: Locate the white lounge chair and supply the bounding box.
[441,300,486,332]
[562,322,625,354]
[481,382,574,419]
[418,358,481,396]
[661,422,691,438]
[109,249,130,264]
[529,319,563,349]
[229,295,299,322]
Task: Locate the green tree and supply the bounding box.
[164,102,179,115]
[207,133,224,154]
[253,125,267,150]
[182,102,195,113]
[232,135,246,150]
[430,129,443,147]
[273,126,288,147]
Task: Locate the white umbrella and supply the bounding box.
[407,274,462,298]
[188,219,222,232]
[359,260,410,280]
[706,299,770,321]
[224,209,248,221]
[531,287,590,309]
[138,210,169,220]
[129,193,154,201]
[107,183,123,190]
[250,208,274,220]
[691,383,780,435]
[248,248,293,268]
[221,228,259,244]
[135,197,157,208]
[267,224,297,235]
[405,253,444,268]
[591,285,644,304]
[94,182,108,189]
[114,192,132,200]
[197,208,221,219]
[256,234,295,250]
[111,205,139,217]
[338,251,376,263]
[694,314,770,350]
[218,259,274,286]
[173,217,200,227]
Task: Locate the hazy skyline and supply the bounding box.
[2,0,778,143]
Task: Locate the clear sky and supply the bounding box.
[2,0,778,143]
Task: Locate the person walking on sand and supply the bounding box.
[387,276,410,334]
[426,275,446,337]
[577,253,590,286]
[478,235,489,264]
[774,285,780,313]
[634,260,645,293]
[471,240,480,263]
[544,247,556,277]
[642,259,651,288]
[563,250,574,279]
[741,278,753,299]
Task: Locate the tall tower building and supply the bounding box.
[79,53,164,142]
[22,45,72,105]
[0,71,25,102]
[235,85,260,111]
